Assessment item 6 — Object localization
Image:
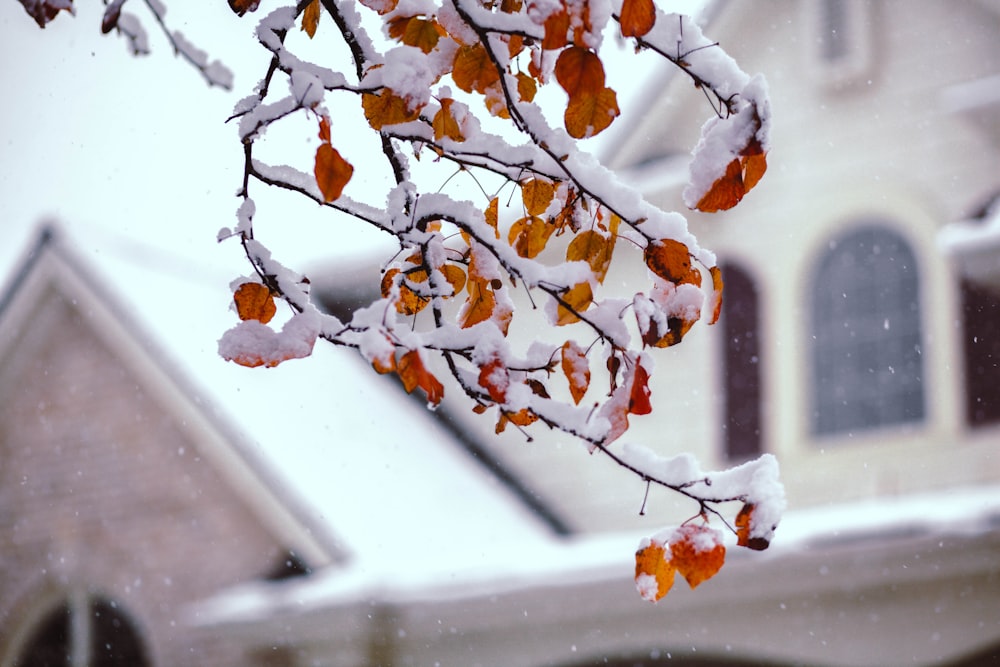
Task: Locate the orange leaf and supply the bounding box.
[521,178,555,216]
[362,89,421,130]
[567,229,614,283]
[541,8,570,50]
[478,356,509,403]
[317,115,332,143]
[357,0,397,13]
[644,239,699,286]
[635,539,675,602]
[560,340,590,404]
[452,44,500,94]
[669,524,726,589]
[228,0,260,17]
[301,0,320,37]
[707,265,724,325]
[564,86,619,139]
[439,263,467,297]
[694,158,744,213]
[234,282,276,324]
[741,139,768,191]
[461,249,510,332]
[485,197,500,239]
[619,0,655,37]
[555,281,593,326]
[433,98,465,142]
[496,407,538,434]
[735,503,771,551]
[380,267,430,315]
[554,46,606,97]
[397,349,445,405]
[315,143,354,202]
[628,361,652,415]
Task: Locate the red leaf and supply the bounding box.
[397,350,445,406]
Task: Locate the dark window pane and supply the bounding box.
[961,279,1000,426]
[17,603,71,667]
[810,226,924,435]
[720,263,762,460]
[91,598,149,667]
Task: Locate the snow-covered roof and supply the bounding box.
[0,225,558,578]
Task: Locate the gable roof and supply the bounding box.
[0,225,346,568]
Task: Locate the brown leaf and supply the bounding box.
[735,503,771,551]
[564,86,619,139]
[541,8,570,50]
[362,89,421,130]
[707,265,724,325]
[560,340,590,404]
[20,0,74,27]
[228,0,260,17]
[644,239,699,286]
[628,361,652,415]
[301,0,320,37]
[635,539,675,602]
[484,197,500,239]
[315,143,354,202]
[234,282,276,324]
[432,98,465,142]
[669,524,726,589]
[618,0,655,37]
[516,71,538,103]
[554,46,605,97]
[452,44,500,94]
[390,16,445,53]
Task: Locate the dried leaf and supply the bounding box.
[560,340,590,404]
[20,0,74,27]
[234,282,276,324]
[635,539,675,602]
[541,8,569,50]
[564,86,619,139]
[397,349,445,405]
[315,143,354,202]
[484,197,500,239]
[380,267,429,315]
[628,361,652,415]
[735,503,771,551]
[508,216,554,258]
[516,71,538,103]
[453,44,500,94]
[301,0,320,38]
[390,16,445,53]
[432,98,465,142]
[362,89,421,129]
[554,46,605,97]
[707,265,724,325]
[496,407,538,433]
[619,0,655,37]
[669,524,726,589]
[644,239,699,286]
[555,281,593,326]
[227,0,260,16]
[477,356,508,403]
[521,178,555,216]
[567,229,613,283]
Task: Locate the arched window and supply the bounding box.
[719,263,763,461]
[810,225,924,435]
[14,593,149,667]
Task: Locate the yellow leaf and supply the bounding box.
[508,216,554,259]
[432,98,465,142]
[521,178,555,216]
[301,0,320,38]
[567,229,614,283]
[635,539,675,602]
[516,71,537,103]
[555,281,593,325]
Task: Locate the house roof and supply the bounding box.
[0,225,558,578]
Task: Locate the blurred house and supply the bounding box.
[2,1,1000,666]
